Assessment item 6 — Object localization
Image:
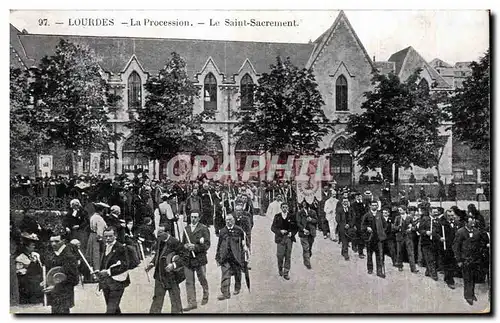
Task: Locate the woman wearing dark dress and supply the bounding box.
[64,199,89,251]
[15,233,44,305]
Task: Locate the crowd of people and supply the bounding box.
[10,174,490,313]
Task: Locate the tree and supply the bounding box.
[235,57,334,155]
[448,49,490,150]
[10,66,47,172]
[132,52,205,161]
[347,69,446,186]
[31,39,120,174]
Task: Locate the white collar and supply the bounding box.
[106,241,116,250]
[54,244,66,256]
[190,222,198,230]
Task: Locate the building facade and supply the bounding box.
[10,11,455,185]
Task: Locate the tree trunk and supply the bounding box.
[69,151,75,176]
[394,163,400,200]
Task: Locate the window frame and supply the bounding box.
[335,75,348,112]
[203,73,217,111]
[128,71,142,109]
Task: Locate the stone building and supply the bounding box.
[10,11,455,185]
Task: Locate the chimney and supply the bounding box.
[373,55,376,62]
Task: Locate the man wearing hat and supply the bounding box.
[352,192,367,258]
[146,226,186,313]
[271,203,298,280]
[181,213,211,311]
[43,226,79,314]
[86,202,109,276]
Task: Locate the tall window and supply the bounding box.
[418,78,430,94]
[335,75,348,111]
[240,74,254,110]
[128,71,142,109]
[204,73,217,111]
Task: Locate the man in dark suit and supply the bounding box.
[95,226,131,314]
[336,198,353,260]
[271,203,298,280]
[215,213,248,300]
[381,208,397,267]
[453,215,489,305]
[351,192,367,258]
[393,205,419,273]
[419,208,440,281]
[296,201,318,269]
[146,226,185,313]
[234,205,252,252]
[43,228,79,314]
[361,201,387,278]
[181,212,211,311]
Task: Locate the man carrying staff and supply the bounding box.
[271,203,297,280]
[215,214,248,300]
[43,226,79,314]
[182,213,211,311]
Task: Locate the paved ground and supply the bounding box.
[11,213,490,314]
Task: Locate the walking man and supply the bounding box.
[361,201,387,278]
[453,215,489,305]
[182,213,210,311]
[96,226,131,314]
[215,214,248,300]
[393,206,419,273]
[43,228,79,314]
[146,226,185,313]
[296,201,318,269]
[271,203,298,280]
[336,198,353,261]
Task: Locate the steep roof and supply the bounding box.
[306,10,374,70]
[15,29,314,82]
[388,46,451,89]
[10,24,31,69]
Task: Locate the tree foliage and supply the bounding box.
[347,69,447,182]
[235,57,334,154]
[132,52,206,160]
[31,39,120,154]
[447,49,490,150]
[10,66,47,170]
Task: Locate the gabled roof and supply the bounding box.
[306,10,374,70]
[13,27,314,82]
[388,46,451,89]
[429,58,452,68]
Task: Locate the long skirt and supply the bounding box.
[85,232,102,271]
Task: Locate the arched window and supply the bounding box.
[336,75,348,111]
[330,136,352,186]
[240,74,254,110]
[204,73,217,111]
[418,78,430,94]
[128,71,142,109]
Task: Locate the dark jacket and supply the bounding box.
[361,210,387,243]
[182,223,211,268]
[418,216,441,246]
[393,214,413,242]
[453,226,489,264]
[336,206,354,236]
[352,201,367,228]
[46,245,79,309]
[296,208,318,238]
[151,235,185,290]
[99,241,131,290]
[271,212,298,243]
[215,225,245,267]
[382,215,395,241]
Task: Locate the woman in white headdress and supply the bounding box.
[64,199,89,250]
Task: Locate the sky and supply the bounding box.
[9,9,489,64]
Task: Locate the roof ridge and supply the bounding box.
[18,32,312,46]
